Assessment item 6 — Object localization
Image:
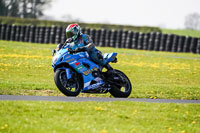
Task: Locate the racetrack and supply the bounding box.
[0,95,199,104]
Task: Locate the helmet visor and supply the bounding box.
[66,31,74,39]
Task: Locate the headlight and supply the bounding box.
[52,54,59,64]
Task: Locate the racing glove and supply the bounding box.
[75,47,87,52]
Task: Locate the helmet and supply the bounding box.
[66,24,81,40]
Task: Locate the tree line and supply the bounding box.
[0,0,199,31]
[0,0,50,19]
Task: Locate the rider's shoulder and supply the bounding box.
[81,34,90,40]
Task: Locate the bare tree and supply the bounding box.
[184,12,200,30]
[0,0,51,19]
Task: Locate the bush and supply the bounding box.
[0,16,161,33]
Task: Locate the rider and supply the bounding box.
[57,24,113,73]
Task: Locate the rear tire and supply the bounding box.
[109,70,132,98]
[54,69,83,97]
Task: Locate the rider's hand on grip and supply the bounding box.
[75,47,86,52]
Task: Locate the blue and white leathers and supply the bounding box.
[70,34,107,66]
[52,44,117,92]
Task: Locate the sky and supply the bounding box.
[43,0,200,29]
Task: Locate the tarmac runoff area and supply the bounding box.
[0,95,200,104]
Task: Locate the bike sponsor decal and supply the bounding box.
[87,82,102,90]
[65,55,70,58]
[83,69,91,75]
[66,58,74,62]
[75,65,85,71]
[69,60,77,65]
[83,67,98,75]
[75,62,80,66]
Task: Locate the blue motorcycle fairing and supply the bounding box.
[103,53,117,63]
[82,80,104,92]
[52,47,105,90]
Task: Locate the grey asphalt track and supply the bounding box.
[0,95,200,104]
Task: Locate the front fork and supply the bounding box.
[56,67,72,80]
[65,68,72,79]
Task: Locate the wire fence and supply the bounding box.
[0,24,200,54]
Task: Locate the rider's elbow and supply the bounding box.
[87,43,94,49]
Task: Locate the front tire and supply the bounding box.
[109,70,132,98]
[54,69,83,97]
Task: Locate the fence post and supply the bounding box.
[38,26,45,44]
[19,25,25,42]
[197,39,200,54]
[99,29,106,47]
[0,24,7,40]
[177,36,185,52]
[125,31,133,49]
[189,37,198,53]
[143,33,150,50]
[24,25,30,42]
[120,30,127,48]
[136,32,143,49]
[131,32,139,49]
[94,29,101,46]
[148,32,156,50]
[165,34,174,51]
[183,36,191,52]
[105,29,111,47]
[115,30,123,48]
[15,25,21,41]
[159,34,167,51]
[34,26,40,43]
[171,35,179,52]
[55,26,62,44]
[109,29,116,48]
[44,26,50,44]
[5,24,11,41]
[10,25,16,41]
[29,25,36,43]
[61,26,66,43]
[0,24,1,39]
[154,32,161,51]
[49,25,56,44]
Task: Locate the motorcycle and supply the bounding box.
[51,43,132,98]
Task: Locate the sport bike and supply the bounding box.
[51,44,132,98]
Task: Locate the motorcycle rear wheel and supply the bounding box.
[54,69,83,97]
[109,70,132,98]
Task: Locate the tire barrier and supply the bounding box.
[0,24,199,54]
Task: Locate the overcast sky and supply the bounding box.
[43,0,200,29]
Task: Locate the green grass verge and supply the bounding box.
[162,29,200,38]
[0,101,200,133]
[0,40,200,99]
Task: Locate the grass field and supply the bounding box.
[0,101,200,133]
[0,40,200,133]
[0,40,200,99]
[162,29,200,38]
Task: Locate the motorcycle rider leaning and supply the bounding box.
[56,24,113,73]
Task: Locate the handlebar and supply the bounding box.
[68,48,87,54]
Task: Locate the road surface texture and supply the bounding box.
[0,95,200,104]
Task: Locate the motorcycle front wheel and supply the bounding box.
[109,69,132,98]
[54,69,83,97]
